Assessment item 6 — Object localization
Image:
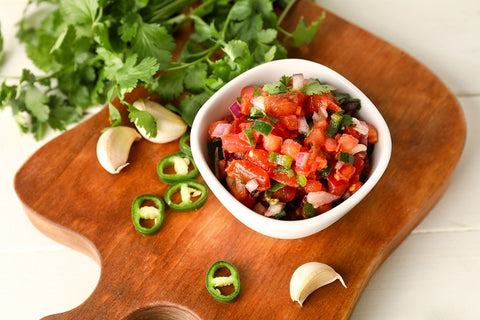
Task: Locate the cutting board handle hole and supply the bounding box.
[125,304,201,320]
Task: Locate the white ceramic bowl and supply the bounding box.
[191,59,391,239]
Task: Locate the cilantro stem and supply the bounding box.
[277,0,298,26]
[165,43,220,72]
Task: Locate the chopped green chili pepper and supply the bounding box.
[296,173,307,187]
[179,133,192,157]
[339,152,355,165]
[318,163,332,179]
[164,180,208,211]
[268,152,293,168]
[302,202,318,219]
[252,119,273,136]
[131,194,165,235]
[157,152,199,184]
[248,107,278,123]
[326,112,343,137]
[205,260,241,303]
[273,166,295,176]
[243,128,256,146]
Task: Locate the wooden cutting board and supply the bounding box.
[14,1,466,319]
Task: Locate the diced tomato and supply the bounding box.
[343,125,361,139]
[347,180,363,195]
[225,176,257,208]
[327,173,349,196]
[240,86,263,115]
[304,127,326,148]
[271,169,299,187]
[367,123,378,144]
[225,159,271,191]
[221,134,254,153]
[337,134,359,153]
[304,180,326,193]
[246,149,277,175]
[352,155,365,180]
[278,115,298,131]
[262,133,282,153]
[324,137,338,153]
[334,162,356,182]
[264,91,308,117]
[226,176,247,201]
[271,186,297,203]
[281,139,302,161]
[306,92,341,115]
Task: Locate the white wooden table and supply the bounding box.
[1,1,479,318]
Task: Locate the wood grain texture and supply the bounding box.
[14,1,466,319]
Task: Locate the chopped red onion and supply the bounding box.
[296,152,309,168]
[352,117,369,136]
[297,116,310,134]
[211,123,232,137]
[229,101,243,118]
[292,73,304,90]
[351,143,367,154]
[335,161,344,170]
[251,95,265,110]
[245,179,259,193]
[264,202,286,217]
[306,191,340,208]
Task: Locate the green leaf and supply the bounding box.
[184,63,207,92]
[107,103,122,127]
[131,22,175,69]
[128,103,157,137]
[119,12,141,42]
[257,28,277,44]
[60,0,99,25]
[24,85,50,122]
[301,80,336,95]
[291,12,325,46]
[223,40,250,61]
[154,70,185,100]
[230,0,252,21]
[178,92,211,126]
[262,77,291,95]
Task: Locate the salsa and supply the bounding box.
[207,74,378,220]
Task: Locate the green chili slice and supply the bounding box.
[252,119,273,136]
[179,133,192,157]
[243,128,256,146]
[205,260,241,303]
[268,152,293,168]
[131,194,165,235]
[164,180,208,211]
[339,152,355,165]
[326,112,343,137]
[157,152,199,183]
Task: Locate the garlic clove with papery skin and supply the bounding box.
[133,99,187,143]
[290,262,346,306]
[96,126,141,174]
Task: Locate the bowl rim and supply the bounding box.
[191,58,392,239]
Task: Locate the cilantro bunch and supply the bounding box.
[0,0,324,140]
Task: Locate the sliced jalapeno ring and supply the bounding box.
[131,194,165,235]
[157,152,199,183]
[179,133,192,157]
[164,180,208,211]
[205,260,241,303]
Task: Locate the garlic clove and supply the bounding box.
[133,99,187,143]
[290,262,346,306]
[96,126,141,174]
